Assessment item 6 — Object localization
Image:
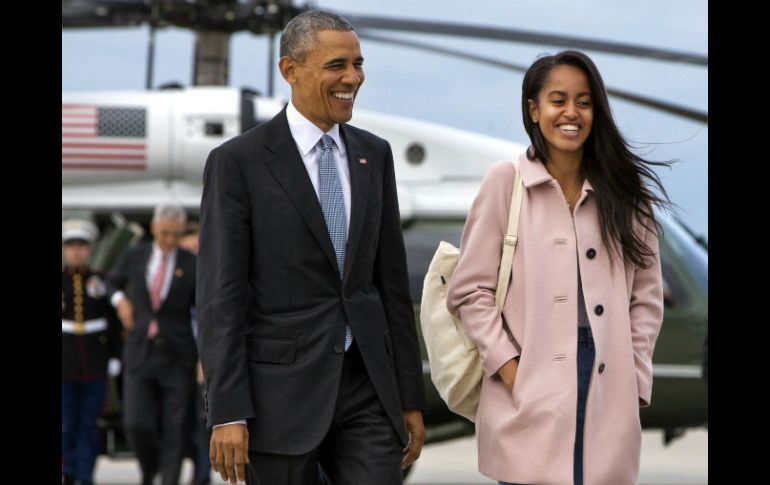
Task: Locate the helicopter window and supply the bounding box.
[660,264,689,309]
[659,212,708,297]
[402,220,465,304]
[205,122,224,136]
[406,143,426,165]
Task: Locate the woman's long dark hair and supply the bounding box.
[521,50,672,269]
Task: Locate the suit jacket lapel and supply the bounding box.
[139,243,154,310]
[340,123,370,285]
[263,108,341,277]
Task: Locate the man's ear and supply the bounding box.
[279,56,296,84]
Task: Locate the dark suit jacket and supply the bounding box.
[106,241,198,371]
[196,107,426,455]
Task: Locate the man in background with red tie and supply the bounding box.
[107,202,198,485]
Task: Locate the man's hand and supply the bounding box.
[116,297,134,331]
[107,358,122,377]
[401,409,425,470]
[210,423,249,484]
[498,357,519,392]
[196,361,205,386]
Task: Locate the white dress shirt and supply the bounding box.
[213,102,353,430]
[111,243,178,308]
[286,100,351,230]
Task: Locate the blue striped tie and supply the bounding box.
[318,134,353,351]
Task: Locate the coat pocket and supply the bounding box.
[246,337,296,364]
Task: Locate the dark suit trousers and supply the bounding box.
[246,341,403,485]
[123,343,196,485]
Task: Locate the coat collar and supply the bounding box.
[285,100,346,158]
[517,150,595,194]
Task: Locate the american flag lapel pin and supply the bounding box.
[359,157,367,165]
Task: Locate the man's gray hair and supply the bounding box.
[280,10,354,62]
[152,202,187,225]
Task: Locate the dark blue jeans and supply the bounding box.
[499,327,595,485]
[62,380,107,482]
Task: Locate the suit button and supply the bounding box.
[333,344,344,354]
[598,363,606,374]
[594,305,604,316]
[586,248,596,259]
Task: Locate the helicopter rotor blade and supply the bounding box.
[358,32,707,124]
[62,0,302,32]
[62,1,707,121]
[62,0,151,28]
[346,14,707,67]
[62,2,707,69]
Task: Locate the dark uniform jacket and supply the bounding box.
[62,266,122,380]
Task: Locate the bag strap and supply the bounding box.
[495,160,524,311]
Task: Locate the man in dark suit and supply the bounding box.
[196,10,426,485]
[107,202,198,485]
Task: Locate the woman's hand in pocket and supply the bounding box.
[498,357,520,392]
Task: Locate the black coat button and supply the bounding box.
[598,363,605,374]
[586,248,596,259]
[333,344,344,354]
[594,305,604,316]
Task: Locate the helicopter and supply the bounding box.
[62,0,708,460]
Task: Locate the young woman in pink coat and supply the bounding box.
[446,50,671,485]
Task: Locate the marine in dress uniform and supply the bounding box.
[62,219,122,485]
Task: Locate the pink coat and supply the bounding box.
[446,153,664,485]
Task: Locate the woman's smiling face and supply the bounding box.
[528,64,593,163]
